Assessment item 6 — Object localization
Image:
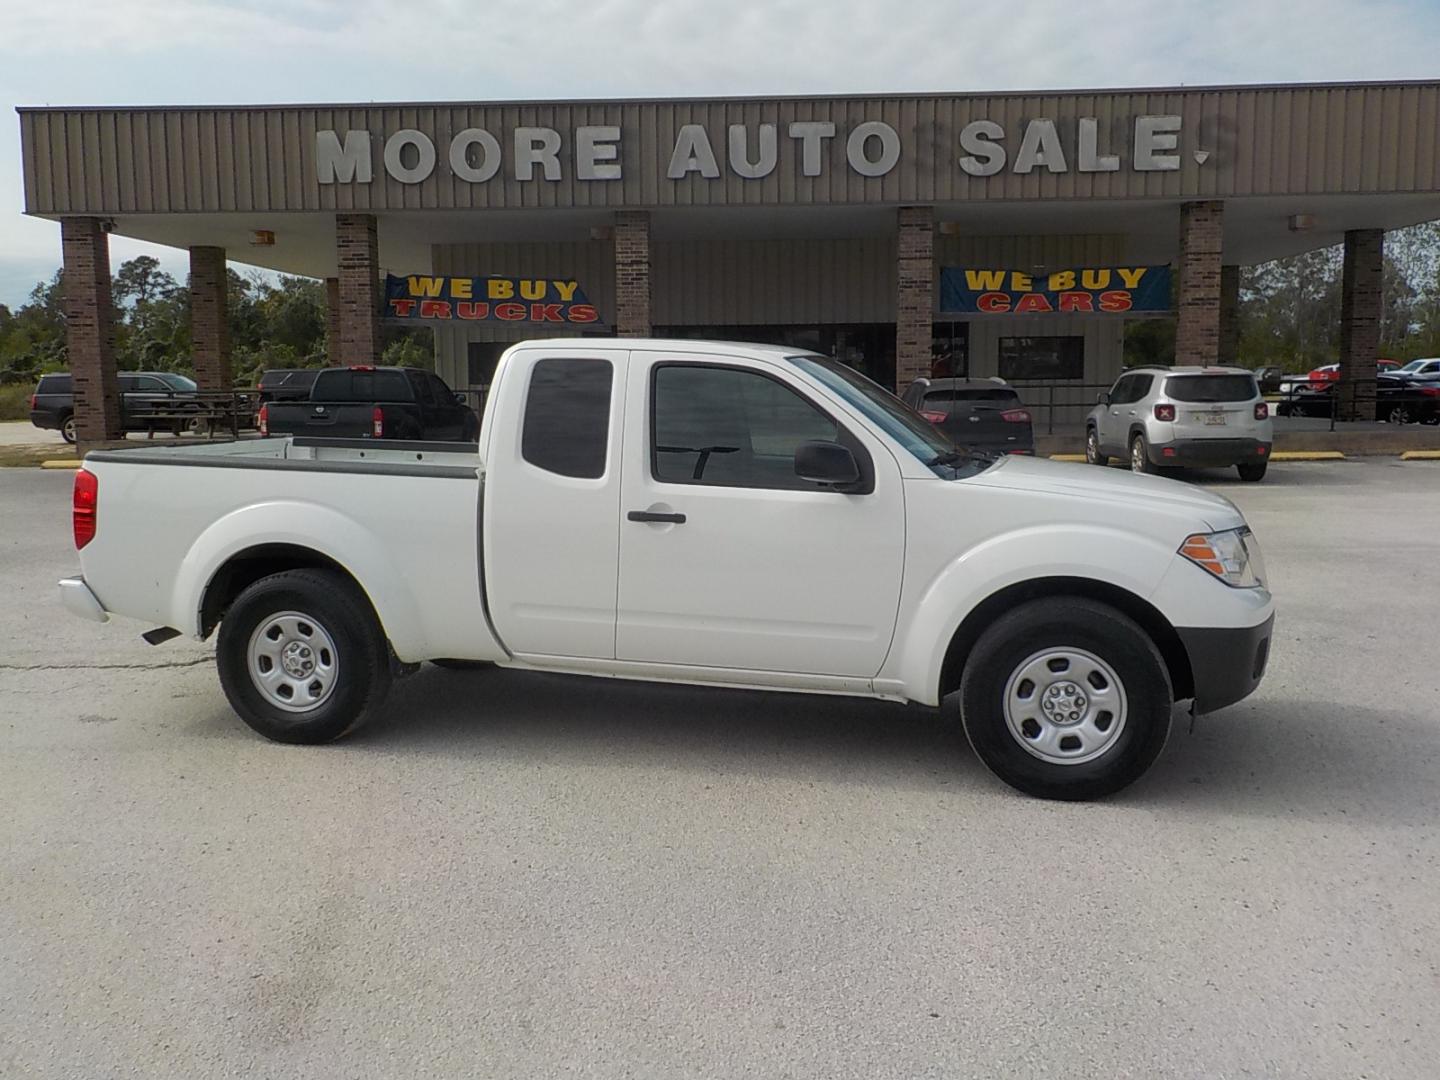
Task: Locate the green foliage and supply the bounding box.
[0,384,31,421]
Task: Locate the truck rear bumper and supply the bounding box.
[1177,612,1274,714]
[58,576,109,623]
[1149,438,1271,468]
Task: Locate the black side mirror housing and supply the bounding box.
[454,392,467,405]
[795,440,861,487]
[1098,391,1111,405]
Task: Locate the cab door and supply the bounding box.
[615,352,905,678]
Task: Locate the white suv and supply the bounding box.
[1086,367,1274,481]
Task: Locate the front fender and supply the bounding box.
[170,500,426,656]
[883,524,1179,706]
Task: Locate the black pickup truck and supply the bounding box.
[259,366,480,442]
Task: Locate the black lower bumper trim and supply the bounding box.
[1149,438,1271,468]
[1177,613,1275,714]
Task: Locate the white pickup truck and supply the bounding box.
[60,339,1275,800]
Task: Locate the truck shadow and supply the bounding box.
[348,667,1437,827]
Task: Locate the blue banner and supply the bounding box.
[939,266,1172,315]
[384,274,601,325]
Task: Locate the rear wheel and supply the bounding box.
[959,598,1173,800]
[216,568,392,744]
[1386,405,1414,425]
[1085,426,1109,466]
[1130,434,1154,474]
[60,414,77,444]
[1237,461,1268,482]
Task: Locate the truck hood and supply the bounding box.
[966,454,1245,531]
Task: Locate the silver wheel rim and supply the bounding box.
[1002,647,1129,765]
[246,610,340,713]
[1389,407,1409,425]
[1086,430,1098,462]
[63,417,76,441]
[1131,439,1145,472]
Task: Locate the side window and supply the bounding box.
[1109,376,1132,404]
[428,374,456,405]
[652,364,840,490]
[1130,374,1154,400]
[118,375,138,393]
[521,358,612,479]
[408,372,437,407]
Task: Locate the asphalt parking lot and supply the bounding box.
[3,460,1438,1079]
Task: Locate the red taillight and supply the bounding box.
[1000,408,1031,423]
[1420,387,1440,397]
[1154,403,1176,421]
[73,468,98,549]
[30,393,38,411]
[919,410,947,424]
[371,406,384,438]
[257,403,269,436]
[1254,402,1269,420]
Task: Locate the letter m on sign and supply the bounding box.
[316,130,373,184]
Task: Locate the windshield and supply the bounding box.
[788,356,993,477]
[1166,375,1256,403]
[1396,358,1435,372]
[155,373,197,392]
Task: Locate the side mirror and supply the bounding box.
[795,440,860,487]
[1098,391,1111,405]
[454,392,466,405]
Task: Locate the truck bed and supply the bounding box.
[78,436,503,663]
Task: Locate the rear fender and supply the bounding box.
[171,500,425,656]
[885,525,1178,706]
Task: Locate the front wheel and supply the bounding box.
[959,598,1173,800]
[216,568,392,744]
[1085,426,1109,466]
[1386,405,1414,425]
[1237,461,1268,482]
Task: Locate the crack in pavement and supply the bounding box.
[0,657,214,672]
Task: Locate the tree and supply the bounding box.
[112,255,179,308]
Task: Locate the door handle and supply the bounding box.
[627,510,686,524]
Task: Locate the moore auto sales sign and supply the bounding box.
[316,114,1198,187]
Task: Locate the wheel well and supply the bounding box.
[199,545,363,639]
[937,576,1194,703]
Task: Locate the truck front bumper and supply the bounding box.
[58,576,109,623]
[1177,612,1274,714]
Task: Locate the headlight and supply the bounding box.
[1179,528,1266,588]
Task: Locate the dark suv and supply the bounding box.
[901,377,1036,455]
[29,371,201,443]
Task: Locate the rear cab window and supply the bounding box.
[1166,375,1257,402]
[312,370,414,402]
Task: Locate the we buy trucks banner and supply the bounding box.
[939,266,1172,315]
[384,274,602,325]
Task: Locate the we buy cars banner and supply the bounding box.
[940,266,1172,315]
[384,274,603,325]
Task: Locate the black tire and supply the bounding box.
[1085,426,1109,466]
[1129,433,1154,474]
[1386,406,1413,425]
[60,413,76,444]
[430,658,491,671]
[1237,461,1268,482]
[959,597,1173,801]
[215,568,392,744]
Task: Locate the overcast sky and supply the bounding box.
[3,0,1440,307]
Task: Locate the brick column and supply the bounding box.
[325,277,342,365]
[1175,201,1224,366]
[614,211,651,337]
[60,218,121,445]
[895,206,934,391]
[189,246,231,390]
[335,214,381,364]
[1218,264,1241,365]
[1337,229,1383,422]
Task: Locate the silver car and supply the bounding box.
[1086,366,1274,481]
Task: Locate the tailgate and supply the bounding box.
[271,402,373,436]
[939,402,1027,448]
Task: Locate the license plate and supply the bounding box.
[1200,412,1227,426]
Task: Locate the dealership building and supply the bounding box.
[18,80,1440,443]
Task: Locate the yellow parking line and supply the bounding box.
[1048,453,1087,462]
[1399,450,1440,460]
[40,459,82,469]
[1269,451,1346,462]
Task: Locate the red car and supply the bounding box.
[1307,359,1399,386]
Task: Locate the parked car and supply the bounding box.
[1391,357,1440,378]
[259,365,479,442]
[1251,366,1286,394]
[1306,359,1400,386]
[58,338,1274,802]
[1276,374,1440,424]
[29,371,204,443]
[901,377,1035,455]
[1086,367,1273,481]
